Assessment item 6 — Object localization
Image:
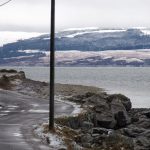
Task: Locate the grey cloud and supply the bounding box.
[0,24,49,32]
[0,0,149,32]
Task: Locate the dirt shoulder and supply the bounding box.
[55,83,104,96]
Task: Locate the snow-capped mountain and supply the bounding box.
[56,27,150,38]
[1,27,150,66]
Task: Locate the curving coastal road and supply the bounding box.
[0,90,74,150]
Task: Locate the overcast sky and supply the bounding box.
[0,0,150,32]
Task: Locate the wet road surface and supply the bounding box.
[0,90,74,150]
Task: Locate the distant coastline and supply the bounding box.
[1,28,150,66]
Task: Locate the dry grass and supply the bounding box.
[55,83,103,97]
[42,122,80,150]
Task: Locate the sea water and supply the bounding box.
[1,66,150,108]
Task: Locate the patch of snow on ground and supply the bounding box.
[33,95,84,149]
[56,51,99,62]
[141,29,150,35]
[34,124,66,149]
[62,27,99,31]
[126,58,144,63]
[61,29,126,38]
[43,37,50,40]
[3,55,34,60]
[18,49,41,53]
[95,29,126,33]
[64,31,93,38]
[55,50,150,62]
[113,57,144,63]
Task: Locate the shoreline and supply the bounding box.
[0,69,150,150]
[1,66,149,108]
[0,68,149,110]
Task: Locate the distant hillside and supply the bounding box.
[0,28,150,66]
[1,28,150,52]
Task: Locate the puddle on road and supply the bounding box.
[0,105,19,118]
[7,105,18,108]
[1,110,11,113]
[0,114,7,117]
[13,133,22,137]
[28,109,49,113]
[31,104,39,107]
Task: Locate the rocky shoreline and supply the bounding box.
[0,69,150,150]
[55,93,150,150]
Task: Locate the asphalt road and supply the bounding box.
[0,90,74,150]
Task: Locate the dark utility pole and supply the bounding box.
[49,0,55,130]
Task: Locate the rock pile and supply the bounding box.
[67,92,132,129]
[56,92,150,150]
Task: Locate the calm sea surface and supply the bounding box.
[1,67,150,108]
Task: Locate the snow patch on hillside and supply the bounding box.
[3,55,34,60]
[39,49,150,64]
[61,29,126,38]
[57,50,150,60]
[141,30,150,35]
[113,57,144,63]
[18,50,41,53]
[62,27,99,31]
